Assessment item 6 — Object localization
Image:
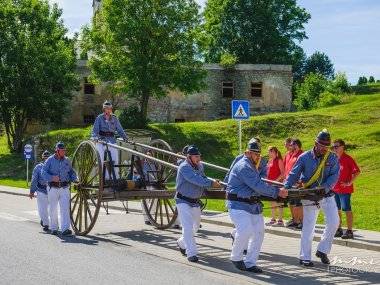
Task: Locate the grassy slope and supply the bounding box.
[150,94,380,231]
[1,93,379,230]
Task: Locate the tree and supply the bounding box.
[368,76,375,83]
[202,0,310,70]
[0,0,78,152]
[358,76,368,85]
[304,51,334,80]
[328,72,350,94]
[82,0,205,122]
[294,73,328,110]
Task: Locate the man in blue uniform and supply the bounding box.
[42,142,78,236]
[227,140,288,273]
[283,130,340,267]
[91,100,129,179]
[226,138,267,246]
[176,145,221,262]
[29,150,51,232]
[224,137,267,183]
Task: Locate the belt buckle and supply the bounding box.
[58,182,61,188]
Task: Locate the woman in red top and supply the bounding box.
[267,146,285,226]
[332,139,360,239]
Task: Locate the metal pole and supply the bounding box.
[97,140,225,185]
[26,159,29,187]
[116,139,229,172]
[239,120,242,154]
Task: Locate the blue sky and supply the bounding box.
[50,0,380,83]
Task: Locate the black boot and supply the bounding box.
[43,225,49,232]
[232,260,246,271]
[316,250,330,264]
[62,229,72,236]
[334,227,343,237]
[187,256,199,262]
[341,229,354,239]
[246,266,263,273]
[299,260,314,267]
[177,242,186,256]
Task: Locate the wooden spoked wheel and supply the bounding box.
[142,139,178,229]
[142,196,178,229]
[71,140,103,235]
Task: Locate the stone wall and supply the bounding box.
[63,62,293,125]
[153,64,293,122]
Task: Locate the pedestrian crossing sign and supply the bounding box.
[232,100,250,120]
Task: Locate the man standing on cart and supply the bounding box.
[91,100,129,179]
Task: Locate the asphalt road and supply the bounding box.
[0,188,379,285]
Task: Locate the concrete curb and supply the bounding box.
[1,188,379,252]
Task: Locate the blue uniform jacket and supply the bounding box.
[283,149,340,193]
[223,154,267,183]
[91,113,128,143]
[175,160,213,207]
[42,155,78,183]
[30,163,47,194]
[226,155,279,214]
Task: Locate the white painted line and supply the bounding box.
[0,212,30,222]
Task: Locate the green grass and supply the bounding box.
[0,135,27,187]
[1,92,379,231]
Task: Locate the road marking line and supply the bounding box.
[0,212,29,222]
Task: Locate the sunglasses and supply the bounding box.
[316,141,330,149]
[332,145,341,149]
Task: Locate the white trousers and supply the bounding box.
[177,203,201,257]
[300,196,339,260]
[37,192,49,227]
[48,186,71,232]
[230,209,264,267]
[96,142,119,179]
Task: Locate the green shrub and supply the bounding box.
[328,72,351,93]
[119,106,149,129]
[294,73,328,110]
[317,91,343,107]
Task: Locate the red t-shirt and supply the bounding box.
[267,158,283,181]
[333,153,360,194]
[284,149,303,178]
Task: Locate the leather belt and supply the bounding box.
[176,192,200,204]
[227,193,261,205]
[37,183,47,190]
[99,131,114,137]
[49,182,69,188]
[324,191,335,198]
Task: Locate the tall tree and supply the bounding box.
[82,0,205,122]
[304,51,334,80]
[0,0,78,152]
[202,0,310,71]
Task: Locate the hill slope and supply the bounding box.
[1,93,379,230]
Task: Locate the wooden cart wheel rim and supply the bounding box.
[147,139,177,184]
[71,140,103,235]
[142,197,178,229]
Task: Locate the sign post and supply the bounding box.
[231,100,250,154]
[24,144,33,186]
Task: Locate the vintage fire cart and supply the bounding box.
[70,139,325,236]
